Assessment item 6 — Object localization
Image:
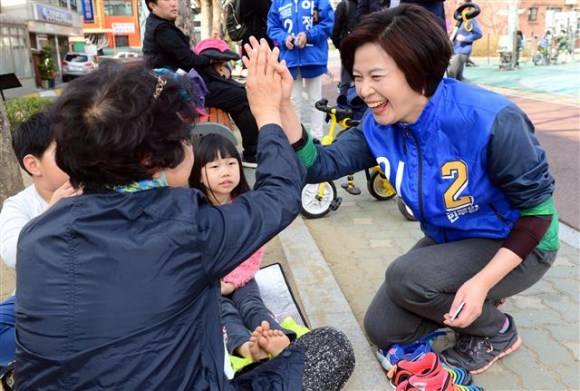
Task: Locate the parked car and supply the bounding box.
[112,51,140,59]
[61,52,98,82]
[97,52,143,67]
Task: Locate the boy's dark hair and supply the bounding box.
[50,63,200,192]
[341,4,452,98]
[146,0,156,13]
[11,111,54,176]
[189,133,251,201]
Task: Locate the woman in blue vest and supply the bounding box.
[283,5,558,376]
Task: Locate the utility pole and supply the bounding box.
[507,0,519,69]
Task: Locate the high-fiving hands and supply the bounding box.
[243,37,292,129]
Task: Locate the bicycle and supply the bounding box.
[300,99,398,219]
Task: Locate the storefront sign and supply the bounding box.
[34,3,74,26]
[81,0,96,23]
[112,23,135,34]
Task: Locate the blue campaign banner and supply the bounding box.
[81,0,95,23]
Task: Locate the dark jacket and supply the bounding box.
[356,0,446,30]
[355,0,389,24]
[15,125,307,390]
[143,13,211,72]
[241,0,272,43]
[331,0,357,49]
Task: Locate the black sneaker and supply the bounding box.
[241,156,257,169]
[441,313,522,374]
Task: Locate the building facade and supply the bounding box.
[79,0,143,53]
[1,0,84,96]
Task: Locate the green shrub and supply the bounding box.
[5,96,53,132]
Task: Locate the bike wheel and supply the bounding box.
[300,182,338,219]
[397,197,417,221]
[367,170,397,201]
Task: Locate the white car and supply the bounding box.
[61,52,98,82]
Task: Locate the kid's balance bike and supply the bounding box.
[299,99,354,219]
[300,99,398,219]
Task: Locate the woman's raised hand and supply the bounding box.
[243,37,283,128]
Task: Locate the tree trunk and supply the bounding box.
[200,0,212,39]
[176,0,195,47]
[0,99,25,208]
[212,0,223,38]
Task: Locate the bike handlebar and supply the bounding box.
[315,98,353,119]
[345,119,360,128]
[453,3,480,21]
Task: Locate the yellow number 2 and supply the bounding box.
[441,161,473,211]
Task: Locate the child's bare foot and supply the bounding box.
[248,324,269,361]
[256,321,291,358]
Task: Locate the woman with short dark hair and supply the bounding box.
[284,4,558,379]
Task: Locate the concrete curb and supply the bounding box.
[278,217,390,390]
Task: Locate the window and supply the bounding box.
[0,24,32,79]
[528,7,538,22]
[114,35,129,47]
[104,0,133,16]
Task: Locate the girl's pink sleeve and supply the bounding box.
[222,246,265,288]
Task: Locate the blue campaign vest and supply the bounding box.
[362,79,521,243]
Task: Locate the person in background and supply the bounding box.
[355,0,388,24]
[14,39,355,390]
[267,0,334,140]
[0,112,81,383]
[331,0,358,98]
[356,0,446,31]
[143,0,260,168]
[515,30,525,67]
[240,0,273,59]
[280,4,558,378]
[447,4,482,81]
[188,133,296,367]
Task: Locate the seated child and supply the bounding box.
[188,133,296,365]
[0,112,81,373]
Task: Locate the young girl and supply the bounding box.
[189,133,296,364]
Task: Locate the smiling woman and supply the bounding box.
[283,4,560,383]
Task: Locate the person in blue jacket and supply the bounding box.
[447,7,482,81]
[267,0,334,140]
[281,5,559,376]
[14,39,355,390]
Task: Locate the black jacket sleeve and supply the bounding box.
[331,1,347,49]
[154,24,211,71]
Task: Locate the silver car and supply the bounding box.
[61,52,98,82]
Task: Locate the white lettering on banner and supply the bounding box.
[35,4,73,26]
[82,0,94,22]
[112,23,135,34]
